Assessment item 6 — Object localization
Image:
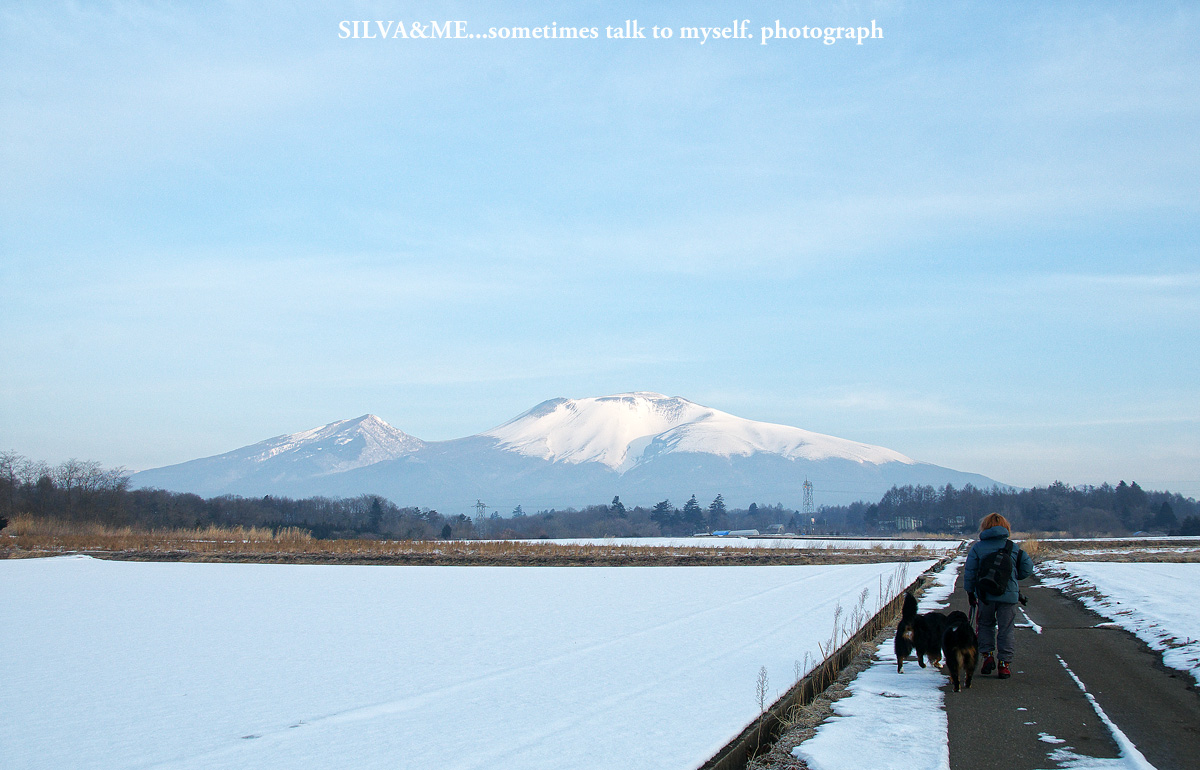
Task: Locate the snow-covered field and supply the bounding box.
[1052,546,1200,557]
[0,556,934,770]
[1041,536,1200,559]
[1040,561,1200,686]
[508,537,962,551]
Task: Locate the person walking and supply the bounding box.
[963,513,1034,679]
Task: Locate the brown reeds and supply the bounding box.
[1,516,950,567]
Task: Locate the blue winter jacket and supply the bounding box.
[963,525,1034,604]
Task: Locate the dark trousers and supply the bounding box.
[976,600,1016,662]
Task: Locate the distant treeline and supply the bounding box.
[3,451,1197,539]
[820,480,1199,537]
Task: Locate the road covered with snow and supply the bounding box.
[0,555,933,770]
[1040,561,1200,686]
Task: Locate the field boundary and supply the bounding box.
[1,522,949,567]
[698,552,958,770]
[7,549,943,567]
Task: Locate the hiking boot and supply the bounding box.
[981,654,995,676]
[998,661,1011,679]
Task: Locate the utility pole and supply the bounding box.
[802,479,815,533]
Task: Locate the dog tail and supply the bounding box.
[901,592,918,622]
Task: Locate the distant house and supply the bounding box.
[895,517,923,531]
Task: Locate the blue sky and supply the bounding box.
[2,1,1198,496]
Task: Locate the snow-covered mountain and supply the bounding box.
[131,414,423,497]
[484,393,914,472]
[131,393,1002,512]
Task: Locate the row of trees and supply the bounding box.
[4,451,1198,538]
[0,452,475,540]
[0,453,813,539]
[821,481,1200,536]
[1,452,130,525]
[494,495,800,539]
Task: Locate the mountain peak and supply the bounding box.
[482,392,914,471]
[482,393,712,470]
[206,413,423,479]
[272,414,422,470]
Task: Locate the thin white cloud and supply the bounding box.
[893,414,1200,432]
[1042,272,1200,292]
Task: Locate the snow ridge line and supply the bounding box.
[698,552,960,770]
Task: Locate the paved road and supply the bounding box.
[942,571,1200,770]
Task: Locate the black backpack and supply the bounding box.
[976,540,1016,597]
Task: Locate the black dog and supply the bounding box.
[941,610,978,692]
[895,593,949,672]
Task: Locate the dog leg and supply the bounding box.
[895,636,911,673]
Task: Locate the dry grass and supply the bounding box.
[4,515,312,551]
[1,516,944,567]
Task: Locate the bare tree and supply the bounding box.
[17,456,49,487]
[0,450,21,518]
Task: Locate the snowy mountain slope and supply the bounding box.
[636,401,914,465]
[483,393,709,470]
[248,414,424,472]
[483,392,915,471]
[131,394,1003,511]
[130,414,423,497]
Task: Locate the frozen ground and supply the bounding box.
[0,556,933,770]
[508,537,962,551]
[793,556,962,770]
[1040,561,1200,686]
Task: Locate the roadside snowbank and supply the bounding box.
[1040,561,1200,686]
[792,556,962,770]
